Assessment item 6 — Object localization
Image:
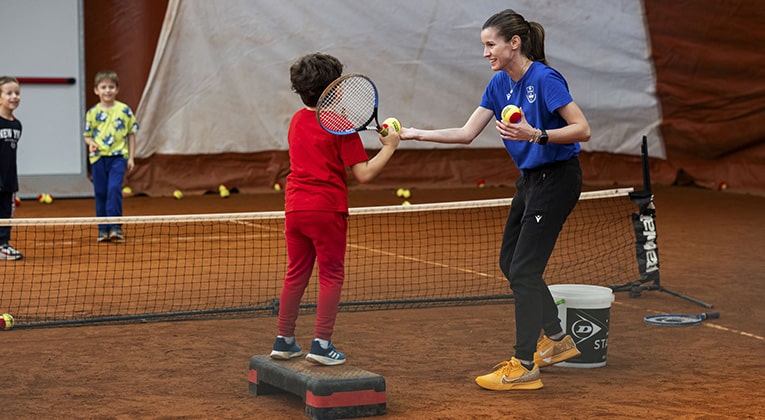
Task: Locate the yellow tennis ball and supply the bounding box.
[402,189,411,199]
[219,185,230,198]
[122,186,133,195]
[396,188,405,197]
[401,200,411,206]
[273,183,283,191]
[1,313,14,330]
[173,190,183,199]
[42,194,54,204]
[379,117,401,136]
[501,105,521,123]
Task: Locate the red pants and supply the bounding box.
[277,211,347,341]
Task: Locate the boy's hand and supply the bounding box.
[379,128,401,149]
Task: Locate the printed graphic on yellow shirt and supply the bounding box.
[84,100,138,164]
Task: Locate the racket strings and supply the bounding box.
[318,77,376,132]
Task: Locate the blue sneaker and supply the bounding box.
[305,340,346,366]
[97,230,110,243]
[270,337,302,360]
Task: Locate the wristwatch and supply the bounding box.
[538,129,549,145]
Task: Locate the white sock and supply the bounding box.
[278,335,295,345]
[315,338,329,349]
[549,332,565,341]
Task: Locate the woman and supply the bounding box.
[400,9,590,390]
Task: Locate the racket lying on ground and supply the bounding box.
[643,311,720,327]
[317,73,381,135]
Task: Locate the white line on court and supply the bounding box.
[346,243,503,280]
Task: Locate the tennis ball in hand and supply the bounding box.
[379,117,401,136]
[1,313,14,330]
[173,190,183,199]
[501,105,521,123]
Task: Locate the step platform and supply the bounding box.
[248,354,386,420]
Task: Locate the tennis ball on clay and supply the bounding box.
[477,179,486,188]
[1,313,14,330]
[379,117,401,137]
[38,193,53,204]
[122,186,133,195]
[219,184,230,198]
[401,189,411,199]
[501,105,522,123]
[401,200,411,206]
[173,190,183,199]
[273,183,283,191]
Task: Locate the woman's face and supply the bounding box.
[481,27,517,73]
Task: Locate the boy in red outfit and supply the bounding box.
[270,53,400,365]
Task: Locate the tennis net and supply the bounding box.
[2,188,638,327]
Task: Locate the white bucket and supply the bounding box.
[548,284,614,368]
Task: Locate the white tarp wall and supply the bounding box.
[137,0,665,159]
[2,0,88,198]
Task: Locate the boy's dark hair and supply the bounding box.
[290,53,343,107]
[94,70,120,87]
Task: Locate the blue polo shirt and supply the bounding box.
[480,62,580,171]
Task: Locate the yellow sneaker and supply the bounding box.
[475,357,543,391]
[534,335,581,367]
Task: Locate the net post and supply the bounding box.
[610,135,713,308]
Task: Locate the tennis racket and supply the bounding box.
[643,311,720,327]
[316,74,381,135]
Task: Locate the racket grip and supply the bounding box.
[701,312,720,320]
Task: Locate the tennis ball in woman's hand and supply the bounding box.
[379,117,401,136]
[501,105,521,123]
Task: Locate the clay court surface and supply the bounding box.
[3,185,764,419]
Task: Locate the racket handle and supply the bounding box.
[701,312,720,320]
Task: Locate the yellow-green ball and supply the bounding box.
[379,117,401,136]
[173,190,183,199]
[1,313,14,330]
[501,105,521,123]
